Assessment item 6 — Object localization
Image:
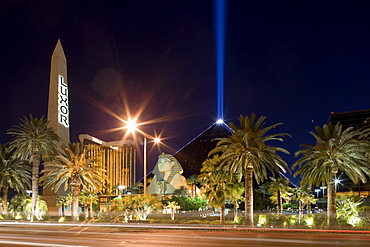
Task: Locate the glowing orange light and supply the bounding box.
[126,120,138,133]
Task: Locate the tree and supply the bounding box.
[80,190,98,219]
[56,194,72,218]
[267,177,291,215]
[136,182,143,194]
[8,194,30,219]
[7,115,60,220]
[172,186,189,197]
[209,114,290,226]
[41,142,108,221]
[165,201,180,220]
[293,123,370,226]
[0,144,31,215]
[291,187,316,224]
[200,155,243,224]
[336,195,365,226]
[129,194,161,220]
[24,196,48,220]
[186,174,199,198]
[228,181,244,222]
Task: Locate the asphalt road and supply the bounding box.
[0,222,369,246]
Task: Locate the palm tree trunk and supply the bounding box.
[277,190,282,214]
[327,175,336,226]
[1,187,8,215]
[220,204,225,224]
[244,167,254,226]
[234,200,239,222]
[71,185,80,221]
[298,200,303,225]
[89,204,93,219]
[31,153,40,221]
[307,202,312,214]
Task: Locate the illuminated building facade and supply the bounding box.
[45,40,136,215]
[79,134,136,195]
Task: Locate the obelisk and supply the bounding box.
[47,39,70,144]
[44,40,70,216]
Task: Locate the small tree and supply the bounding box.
[80,190,98,219]
[267,177,291,214]
[8,194,30,219]
[0,144,31,215]
[336,195,365,226]
[166,201,180,220]
[56,194,72,218]
[24,196,48,220]
[129,194,161,220]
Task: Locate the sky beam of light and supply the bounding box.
[215,0,225,120]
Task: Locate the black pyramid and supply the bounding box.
[173,122,231,178]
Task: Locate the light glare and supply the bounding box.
[126,120,138,133]
[216,119,224,124]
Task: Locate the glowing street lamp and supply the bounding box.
[320,186,327,197]
[314,189,321,198]
[118,185,126,196]
[124,120,161,195]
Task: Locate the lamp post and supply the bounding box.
[320,186,327,197]
[314,189,321,198]
[143,136,147,195]
[125,120,161,196]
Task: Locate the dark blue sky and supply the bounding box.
[1,1,370,184]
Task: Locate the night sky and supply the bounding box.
[1,1,370,185]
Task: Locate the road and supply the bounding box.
[0,222,369,246]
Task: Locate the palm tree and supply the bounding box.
[267,176,291,214]
[24,196,48,220]
[41,142,108,221]
[291,187,316,224]
[186,174,199,198]
[56,194,72,218]
[0,144,31,215]
[200,155,243,224]
[166,201,179,220]
[228,181,244,222]
[7,115,60,220]
[136,182,143,194]
[8,194,30,219]
[293,122,370,226]
[336,195,365,225]
[80,189,98,219]
[209,114,290,226]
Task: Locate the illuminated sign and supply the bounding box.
[58,75,69,128]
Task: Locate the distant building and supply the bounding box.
[329,109,370,196]
[329,109,370,129]
[173,122,231,178]
[79,134,136,195]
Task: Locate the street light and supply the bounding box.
[118,185,126,196]
[314,189,321,198]
[124,120,161,195]
[320,186,327,197]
